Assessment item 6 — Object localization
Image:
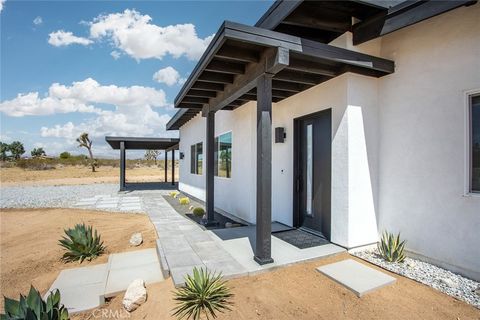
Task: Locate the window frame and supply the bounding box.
[190,142,203,175]
[465,89,480,196]
[214,131,232,179]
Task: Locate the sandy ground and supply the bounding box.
[0,208,157,310]
[0,166,178,186]
[73,253,480,320]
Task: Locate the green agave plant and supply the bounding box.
[1,286,69,320]
[378,231,406,263]
[58,223,106,263]
[172,267,234,320]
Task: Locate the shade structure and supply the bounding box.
[105,136,180,191]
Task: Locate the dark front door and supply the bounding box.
[294,109,331,239]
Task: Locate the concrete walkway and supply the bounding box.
[46,249,163,313]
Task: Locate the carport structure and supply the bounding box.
[105,136,180,191]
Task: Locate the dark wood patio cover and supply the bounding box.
[166,20,394,130]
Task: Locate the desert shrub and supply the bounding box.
[16,158,56,170]
[378,231,406,263]
[170,191,180,198]
[179,197,190,205]
[192,207,205,218]
[172,267,233,320]
[59,223,106,263]
[1,286,69,320]
[59,152,71,159]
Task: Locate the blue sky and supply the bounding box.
[0,0,272,158]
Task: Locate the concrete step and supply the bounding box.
[155,239,171,278]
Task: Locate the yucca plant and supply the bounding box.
[179,197,190,205]
[172,267,233,320]
[59,223,106,263]
[1,286,69,320]
[377,231,406,263]
[170,191,180,198]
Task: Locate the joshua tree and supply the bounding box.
[9,141,25,160]
[144,149,160,165]
[31,147,46,158]
[76,133,96,172]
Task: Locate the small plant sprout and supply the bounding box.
[377,231,406,263]
[1,286,69,320]
[192,207,205,218]
[179,197,190,205]
[172,267,233,320]
[59,223,106,263]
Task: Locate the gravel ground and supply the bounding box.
[353,248,480,308]
[0,184,119,208]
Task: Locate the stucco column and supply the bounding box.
[120,141,126,191]
[254,74,274,265]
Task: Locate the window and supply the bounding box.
[190,142,203,175]
[470,94,480,193]
[214,132,232,178]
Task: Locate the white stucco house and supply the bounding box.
[165,0,480,280]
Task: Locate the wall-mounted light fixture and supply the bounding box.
[275,127,286,143]
[179,152,185,159]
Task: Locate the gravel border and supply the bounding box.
[352,248,480,308]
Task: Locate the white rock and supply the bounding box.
[123,279,147,312]
[129,233,143,246]
[439,277,459,289]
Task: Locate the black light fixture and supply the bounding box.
[275,127,286,143]
[179,152,185,159]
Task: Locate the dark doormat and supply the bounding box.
[273,229,329,249]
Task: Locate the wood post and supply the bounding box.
[254,74,274,265]
[120,141,126,191]
[164,151,168,183]
[205,110,216,224]
[171,150,175,185]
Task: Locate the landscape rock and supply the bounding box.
[129,233,143,246]
[439,277,459,289]
[475,286,480,296]
[123,279,147,312]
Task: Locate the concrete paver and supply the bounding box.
[317,259,396,297]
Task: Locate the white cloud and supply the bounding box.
[0,78,168,117]
[153,66,185,86]
[48,30,93,46]
[49,9,213,61]
[0,0,5,13]
[110,50,121,60]
[33,16,43,25]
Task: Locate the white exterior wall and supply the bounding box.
[178,103,257,223]
[377,5,480,280]
[177,3,480,279]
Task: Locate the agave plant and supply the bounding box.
[1,286,69,320]
[59,223,106,263]
[377,231,406,263]
[172,267,233,320]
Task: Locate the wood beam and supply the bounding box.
[182,97,210,104]
[286,58,338,77]
[281,7,351,34]
[177,103,203,109]
[191,82,224,92]
[272,80,311,93]
[205,60,246,74]
[186,89,217,98]
[352,0,476,45]
[215,45,260,63]
[207,47,290,113]
[254,73,274,265]
[198,72,234,84]
[120,141,126,191]
[274,70,327,85]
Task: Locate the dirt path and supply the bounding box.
[73,253,480,320]
[0,208,157,310]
